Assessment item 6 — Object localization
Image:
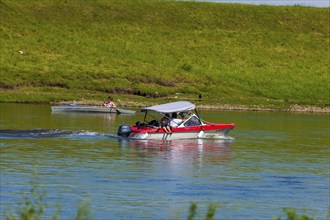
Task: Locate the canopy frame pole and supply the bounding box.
[143,111,148,123]
[142,111,167,125]
[194,108,204,127]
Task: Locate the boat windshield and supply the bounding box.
[183,115,202,127]
[140,110,193,127]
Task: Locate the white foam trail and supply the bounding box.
[75,131,101,136]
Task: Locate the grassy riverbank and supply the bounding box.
[0,0,329,111]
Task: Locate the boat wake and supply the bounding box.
[0,129,117,139]
[0,129,235,142]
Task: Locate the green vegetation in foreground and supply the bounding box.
[3,179,318,220]
[0,0,329,109]
[3,171,322,220]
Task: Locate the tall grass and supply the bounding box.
[0,0,329,107]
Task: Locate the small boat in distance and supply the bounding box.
[51,104,136,114]
[117,101,236,140]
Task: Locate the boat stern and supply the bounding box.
[117,125,134,137]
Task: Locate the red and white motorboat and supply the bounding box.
[117,101,236,140]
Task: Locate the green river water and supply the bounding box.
[0,103,329,219]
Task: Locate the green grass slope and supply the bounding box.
[0,0,329,108]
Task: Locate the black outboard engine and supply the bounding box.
[117,125,133,137]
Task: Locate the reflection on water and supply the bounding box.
[51,111,118,121]
[121,139,233,166]
[122,138,232,149]
[0,103,329,220]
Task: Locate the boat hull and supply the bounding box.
[51,105,135,114]
[128,124,235,140]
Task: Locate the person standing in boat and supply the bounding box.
[102,96,117,108]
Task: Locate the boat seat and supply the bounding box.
[148,120,160,127]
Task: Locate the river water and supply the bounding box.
[0,103,329,219]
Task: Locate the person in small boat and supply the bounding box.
[160,113,172,134]
[102,96,117,108]
[169,112,182,128]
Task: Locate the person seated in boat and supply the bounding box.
[160,113,172,134]
[169,112,182,128]
[102,96,117,108]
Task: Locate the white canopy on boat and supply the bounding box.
[141,101,195,113]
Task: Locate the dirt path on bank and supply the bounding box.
[55,100,330,113]
[198,104,330,113]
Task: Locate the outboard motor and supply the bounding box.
[117,125,133,137]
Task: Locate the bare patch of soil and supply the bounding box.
[53,100,330,113]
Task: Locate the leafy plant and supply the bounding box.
[186,203,216,220]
